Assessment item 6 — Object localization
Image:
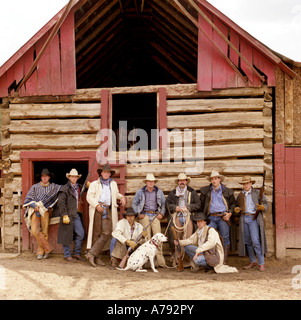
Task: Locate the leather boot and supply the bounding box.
[223,245,230,264]
[86,252,96,267]
[109,256,119,270]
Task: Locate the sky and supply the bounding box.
[0,0,300,67]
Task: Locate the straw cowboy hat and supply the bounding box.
[37,168,54,180]
[143,173,157,183]
[97,163,115,176]
[66,168,82,179]
[206,170,225,182]
[238,175,256,185]
[175,172,191,184]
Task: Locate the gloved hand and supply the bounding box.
[63,215,70,224]
[256,204,265,211]
[126,240,137,250]
[234,207,241,214]
[141,230,148,238]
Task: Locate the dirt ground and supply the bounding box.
[0,251,301,301]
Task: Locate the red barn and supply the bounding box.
[0,0,300,259]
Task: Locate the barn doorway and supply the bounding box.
[33,161,88,186]
[112,93,157,151]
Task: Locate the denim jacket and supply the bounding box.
[132,185,166,216]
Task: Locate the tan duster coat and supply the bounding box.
[86,178,123,249]
[179,225,238,273]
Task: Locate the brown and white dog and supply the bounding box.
[117,233,167,273]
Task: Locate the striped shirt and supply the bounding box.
[24,182,62,215]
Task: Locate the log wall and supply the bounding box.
[1,84,274,253]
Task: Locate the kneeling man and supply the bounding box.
[110,207,146,269]
[174,211,237,273]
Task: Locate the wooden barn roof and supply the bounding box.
[0,0,297,96]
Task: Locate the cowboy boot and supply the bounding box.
[223,245,230,264]
[109,256,119,270]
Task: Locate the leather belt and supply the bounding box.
[144,210,156,214]
[210,212,224,216]
[244,213,255,216]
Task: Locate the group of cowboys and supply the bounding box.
[23,163,268,273]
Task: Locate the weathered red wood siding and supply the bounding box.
[0,10,76,98]
[197,4,276,91]
[274,144,301,258]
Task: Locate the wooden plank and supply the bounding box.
[23,47,38,97]
[49,33,62,95]
[60,8,76,95]
[10,103,101,119]
[167,98,264,113]
[294,148,301,247]
[126,159,266,177]
[197,7,213,91]
[168,128,264,145]
[167,112,270,129]
[212,17,234,88]
[6,134,99,149]
[274,143,286,259]
[284,74,294,145]
[285,148,295,248]
[9,119,100,133]
[36,32,52,96]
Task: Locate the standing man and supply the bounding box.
[86,163,126,267]
[57,169,85,262]
[200,170,235,264]
[23,168,61,260]
[132,173,166,267]
[235,175,268,271]
[166,173,201,267]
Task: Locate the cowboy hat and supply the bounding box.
[206,170,225,182]
[122,207,138,218]
[36,168,54,180]
[143,173,157,184]
[66,168,82,179]
[238,175,256,185]
[97,163,115,176]
[191,211,210,224]
[175,172,191,184]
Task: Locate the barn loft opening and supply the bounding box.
[74,0,198,89]
[112,93,157,150]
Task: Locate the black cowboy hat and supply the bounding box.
[97,163,115,176]
[122,207,138,218]
[36,168,54,180]
[192,211,210,224]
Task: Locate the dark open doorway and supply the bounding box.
[33,161,88,186]
[112,93,157,151]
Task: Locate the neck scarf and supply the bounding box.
[100,177,112,186]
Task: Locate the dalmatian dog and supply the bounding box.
[117,233,168,273]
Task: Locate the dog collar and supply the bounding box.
[150,239,158,248]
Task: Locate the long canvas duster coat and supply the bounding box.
[86,178,123,249]
[236,188,269,256]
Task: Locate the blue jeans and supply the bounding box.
[63,214,85,258]
[184,245,211,268]
[243,215,264,265]
[208,215,230,246]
